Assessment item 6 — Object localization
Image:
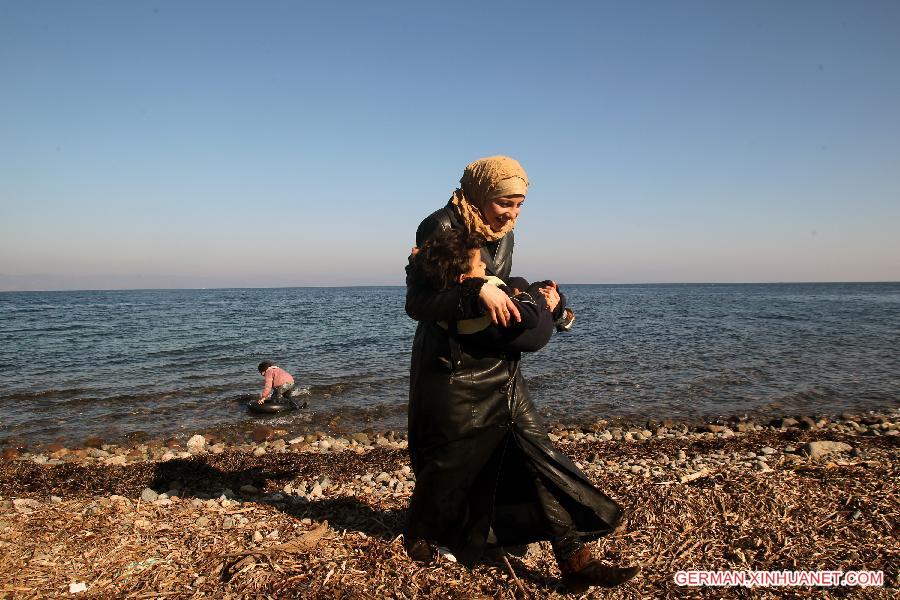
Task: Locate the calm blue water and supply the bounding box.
[1,283,898,446]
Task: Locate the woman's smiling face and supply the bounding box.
[480,195,525,232]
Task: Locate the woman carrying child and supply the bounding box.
[404,156,638,592]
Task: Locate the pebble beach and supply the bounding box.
[0,409,896,598]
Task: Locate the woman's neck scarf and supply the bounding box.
[449,156,529,242]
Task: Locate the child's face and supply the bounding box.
[459,249,487,282]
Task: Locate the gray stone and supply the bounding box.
[239,484,259,494]
[351,433,371,445]
[802,441,853,460]
[795,416,816,429]
[13,498,42,513]
[770,417,798,429]
[187,434,207,454]
[760,447,777,455]
[140,488,159,503]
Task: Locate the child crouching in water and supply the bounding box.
[257,361,295,405]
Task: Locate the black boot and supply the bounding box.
[404,538,435,564]
[558,545,640,592]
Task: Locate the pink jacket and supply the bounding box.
[260,366,294,399]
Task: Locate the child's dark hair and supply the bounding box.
[411,229,484,290]
[258,361,274,373]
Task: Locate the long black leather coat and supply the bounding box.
[405,202,622,565]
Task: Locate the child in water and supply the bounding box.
[257,361,295,405]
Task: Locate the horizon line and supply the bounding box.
[1,280,898,294]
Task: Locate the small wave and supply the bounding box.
[685,373,753,387]
[57,392,181,408]
[230,382,361,403]
[0,388,98,402]
[752,313,802,321]
[774,385,839,405]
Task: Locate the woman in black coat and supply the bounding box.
[404,156,639,592]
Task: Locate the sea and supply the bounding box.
[1,283,898,447]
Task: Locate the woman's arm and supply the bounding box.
[460,289,555,352]
[405,264,484,321]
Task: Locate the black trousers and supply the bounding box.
[526,460,582,560]
[490,439,583,561]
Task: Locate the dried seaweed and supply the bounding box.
[0,417,896,598]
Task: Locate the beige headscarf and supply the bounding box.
[449,156,529,242]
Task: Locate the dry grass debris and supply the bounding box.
[0,420,896,598]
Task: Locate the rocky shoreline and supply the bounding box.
[0,409,896,598]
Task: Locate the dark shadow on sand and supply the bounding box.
[149,457,560,592]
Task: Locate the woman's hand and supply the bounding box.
[539,281,561,313]
[480,284,521,326]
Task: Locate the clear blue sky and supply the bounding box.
[1,0,898,290]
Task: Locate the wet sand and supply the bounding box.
[0,411,896,598]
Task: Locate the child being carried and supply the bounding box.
[410,228,571,353]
